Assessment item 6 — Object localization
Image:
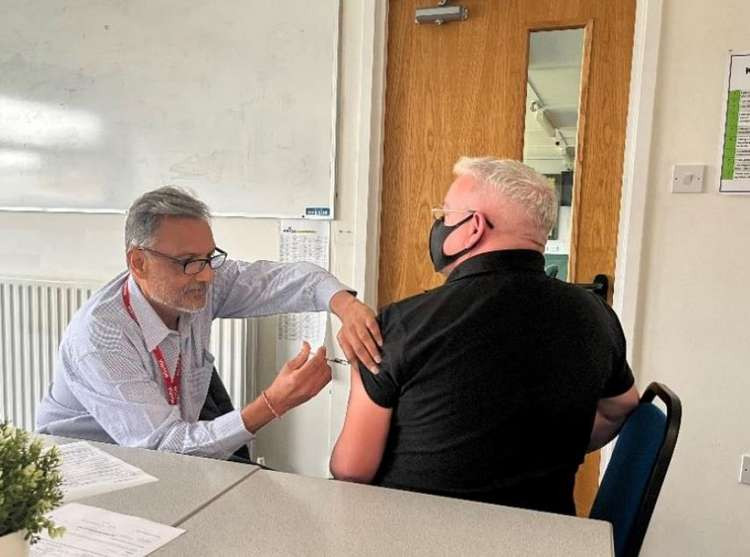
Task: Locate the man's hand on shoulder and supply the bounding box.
[330,291,383,374]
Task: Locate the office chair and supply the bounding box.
[589,382,682,557]
[575,274,609,301]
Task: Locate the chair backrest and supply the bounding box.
[589,382,682,557]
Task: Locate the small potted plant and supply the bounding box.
[0,422,65,556]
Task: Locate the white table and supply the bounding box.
[43,435,258,526]
[154,470,614,556]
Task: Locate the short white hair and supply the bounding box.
[453,157,558,234]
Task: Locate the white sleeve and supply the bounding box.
[210,259,352,319]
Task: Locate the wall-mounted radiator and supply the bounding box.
[0,277,257,433]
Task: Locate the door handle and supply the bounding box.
[575,274,609,301]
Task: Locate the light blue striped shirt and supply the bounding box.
[36,259,347,459]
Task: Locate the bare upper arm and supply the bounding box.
[597,384,640,422]
[330,366,392,483]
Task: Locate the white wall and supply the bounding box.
[634,1,750,554]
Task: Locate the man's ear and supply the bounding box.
[128,248,147,280]
[464,212,487,249]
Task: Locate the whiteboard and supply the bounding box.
[0,0,339,218]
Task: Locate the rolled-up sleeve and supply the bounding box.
[211,259,352,319]
[358,304,407,408]
[64,345,252,460]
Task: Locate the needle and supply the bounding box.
[326,358,350,365]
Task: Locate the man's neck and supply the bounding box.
[442,237,544,275]
[148,299,180,331]
[481,237,545,253]
[133,279,180,330]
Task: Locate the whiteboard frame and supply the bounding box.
[0,1,341,220]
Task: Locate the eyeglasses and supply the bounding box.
[139,246,228,275]
[430,208,495,229]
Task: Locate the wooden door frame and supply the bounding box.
[348,0,664,476]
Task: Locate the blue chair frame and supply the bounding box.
[589,382,682,557]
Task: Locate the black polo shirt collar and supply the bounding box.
[446,249,545,283]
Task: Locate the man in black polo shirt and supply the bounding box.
[330,157,638,515]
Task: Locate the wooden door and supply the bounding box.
[379,0,635,515]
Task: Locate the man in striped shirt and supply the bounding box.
[37,186,382,459]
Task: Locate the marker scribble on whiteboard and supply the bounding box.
[169,150,240,183]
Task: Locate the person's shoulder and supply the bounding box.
[378,288,431,315]
[545,277,607,307]
[545,278,623,332]
[67,273,133,352]
[376,287,439,332]
[213,258,243,277]
[210,258,272,295]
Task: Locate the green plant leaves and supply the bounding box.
[0,423,65,544]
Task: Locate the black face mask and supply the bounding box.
[428,213,475,272]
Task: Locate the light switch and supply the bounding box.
[739,454,750,485]
[671,164,705,193]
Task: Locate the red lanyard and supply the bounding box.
[122,281,182,406]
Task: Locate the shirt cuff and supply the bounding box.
[213,409,254,458]
[318,280,356,312]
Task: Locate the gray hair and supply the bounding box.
[453,157,558,233]
[124,186,210,251]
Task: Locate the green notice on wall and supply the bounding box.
[720,52,750,192]
[722,90,741,180]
